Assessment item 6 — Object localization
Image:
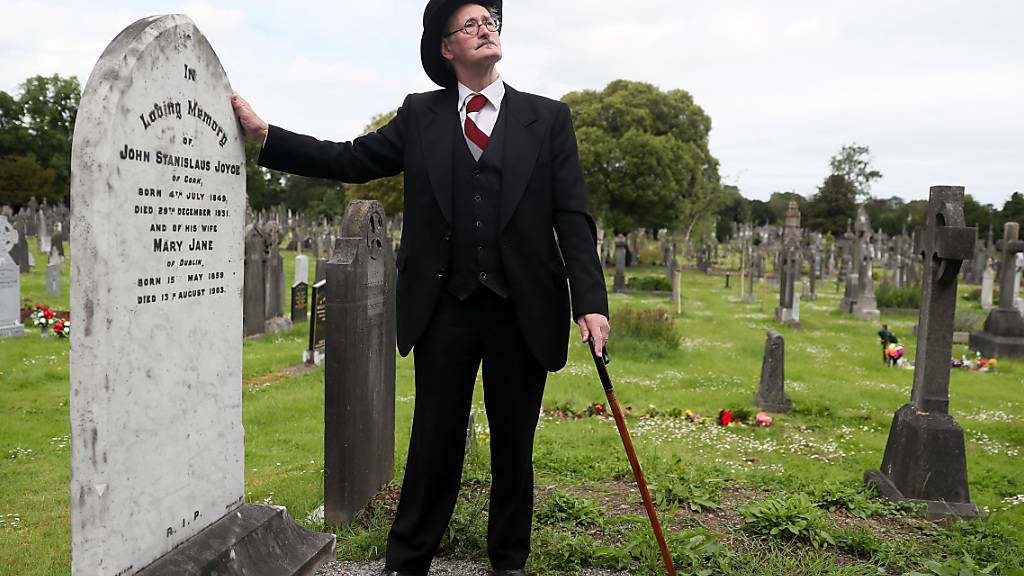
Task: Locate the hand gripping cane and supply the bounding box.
[588,337,677,576]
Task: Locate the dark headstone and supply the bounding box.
[969,222,1024,358]
[10,221,30,274]
[754,330,791,412]
[305,279,327,365]
[866,185,980,521]
[323,200,396,525]
[243,225,267,337]
[613,235,626,293]
[291,281,309,323]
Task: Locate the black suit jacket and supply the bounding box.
[259,84,608,371]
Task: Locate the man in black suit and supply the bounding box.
[232,2,609,574]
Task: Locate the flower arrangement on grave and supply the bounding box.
[952,353,997,372]
[30,304,56,331]
[52,319,70,338]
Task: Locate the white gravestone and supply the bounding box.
[71,15,248,574]
[981,261,994,311]
[294,253,309,285]
[0,216,25,338]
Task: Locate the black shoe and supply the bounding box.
[492,570,534,576]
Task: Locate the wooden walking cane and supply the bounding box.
[588,337,677,576]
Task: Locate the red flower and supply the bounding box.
[718,409,734,426]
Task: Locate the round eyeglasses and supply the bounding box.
[444,17,500,38]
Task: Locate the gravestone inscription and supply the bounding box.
[70,14,332,575]
[305,279,327,365]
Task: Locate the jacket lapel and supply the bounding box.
[500,84,541,231]
[420,89,458,223]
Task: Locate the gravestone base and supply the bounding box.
[303,349,325,366]
[865,404,980,522]
[0,323,24,338]
[968,330,1024,359]
[136,504,335,576]
[264,316,294,335]
[753,391,792,413]
[773,307,801,330]
[854,305,880,322]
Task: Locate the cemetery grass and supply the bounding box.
[2,261,1023,575]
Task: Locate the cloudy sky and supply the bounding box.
[2,0,1021,206]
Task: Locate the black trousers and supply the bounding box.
[384,288,547,574]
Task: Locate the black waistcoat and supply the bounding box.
[445,102,508,299]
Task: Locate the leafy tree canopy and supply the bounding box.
[829,143,882,199]
[562,80,720,234]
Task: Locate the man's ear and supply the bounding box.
[440,39,454,62]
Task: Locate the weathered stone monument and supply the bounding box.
[10,220,30,274]
[243,225,267,337]
[322,200,396,524]
[754,330,792,412]
[980,259,994,311]
[866,186,980,520]
[1015,253,1023,318]
[774,201,801,328]
[0,216,25,338]
[852,208,880,321]
[969,221,1024,358]
[70,15,333,575]
[45,249,61,297]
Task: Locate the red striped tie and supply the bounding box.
[464,94,489,151]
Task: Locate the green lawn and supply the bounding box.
[2,254,1023,575]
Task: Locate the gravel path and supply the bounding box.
[314,558,632,575]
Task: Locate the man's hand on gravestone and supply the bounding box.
[577,313,610,358]
[230,93,269,143]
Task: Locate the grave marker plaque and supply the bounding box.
[305,279,327,365]
[291,281,309,323]
[70,15,332,574]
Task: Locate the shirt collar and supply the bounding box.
[457,77,505,111]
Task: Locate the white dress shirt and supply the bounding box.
[457,77,505,161]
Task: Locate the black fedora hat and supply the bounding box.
[421,0,502,88]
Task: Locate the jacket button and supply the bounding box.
[475,220,483,228]
[479,271,487,280]
[436,266,447,277]
[476,245,484,253]
[474,195,482,202]
[443,231,451,241]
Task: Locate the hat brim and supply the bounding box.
[421,0,502,88]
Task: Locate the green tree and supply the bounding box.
[0,74,81,205]
[805,175,856,236]
[562,80,720,234]
[829,143,882,198]
[280,174,344,219]
[1001,192,1024,227]
[0,156,57,206]
[344,109,404,215]
[713,184,749,240]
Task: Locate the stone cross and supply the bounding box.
[0,215,25,338]
[867,185,979,521]
[995,222,1024,311]
[970,222,1024,358]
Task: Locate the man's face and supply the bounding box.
[441,3,502,71]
